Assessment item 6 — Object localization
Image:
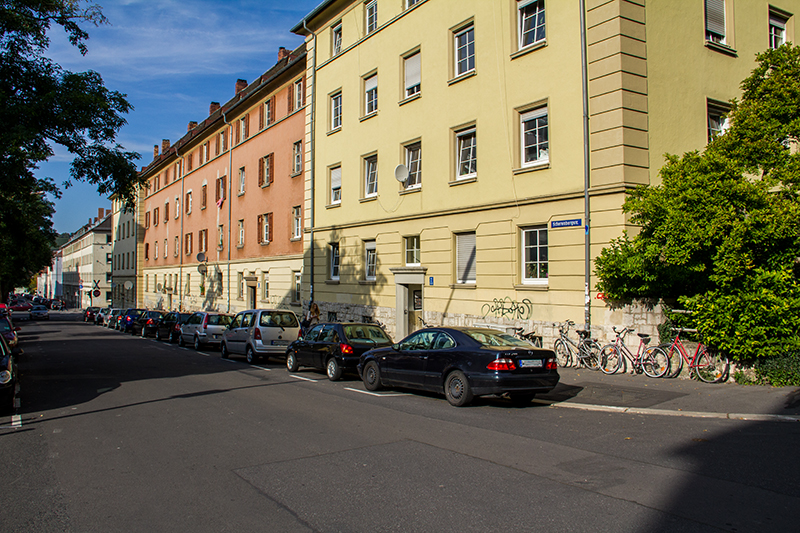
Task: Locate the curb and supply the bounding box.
[532,399,800,422]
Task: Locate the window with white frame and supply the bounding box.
[239,115,248,142]
[456,127,477,179]
[237,219,245,247]
[262,272,270,300]
[294,79,304,110]
[174,196,180,218]
[518,0,545,50]
[406,0,421,7]
[707,100,731,142]
[199,229,208,252]
[365,240,377,280]
[520,107,549,167]
[202,142,209,164]
[364,155,378,197]
[404,52,421,98]
[293,141,303,174]
[259,153,273,187]
[294,272,302,303]
[454,25,475,77]
[522,226,548,283]
[186,191,192,214]
[330,243,340,280]
[218,224,224,249]
[174,235,179,257]
[238,167,246,195]
[705,0,726,44]
[164,201,169,222]
[332,22,342,55]
[364,74,378,115]
[186,273,191,295]
[330,166,342,204]
[264,99,273,127]
[292,206,302,239]
[366,0,378,34]
[331,92,342,129]
[154,241,158,259]
[259,212,272,244]
[769,11,788,49]
[237,272,243,299]
[456,232,476,284]
[405,235,421,265]
[164,238,168,258]
[405,142,421,189]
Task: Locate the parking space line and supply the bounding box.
[289,374,318,382]
[344,387,408,397]
[11,415,21,428]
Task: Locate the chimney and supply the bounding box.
[98,207,104,220]
[153,144,159,159]
[105,209,111,217]
[278,47,290,61]
[235,78,247,94]
[162,139,170,153]
[187,121,198,131]
[210,102,220,115]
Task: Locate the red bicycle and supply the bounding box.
[662,327,730,383]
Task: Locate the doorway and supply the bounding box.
[245,276,258,309]
[390,267,427,340]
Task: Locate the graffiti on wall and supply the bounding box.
[480,297,533,320]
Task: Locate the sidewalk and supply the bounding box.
[536,367,800,422]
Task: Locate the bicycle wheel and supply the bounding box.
[578,339,600,370]
[642,346,669,378]
[693,348,731,383]
[599,344,621,374]
[554,339,572,368]
[663,344,684,378]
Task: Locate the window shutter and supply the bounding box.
[288,85,293,113]
[705,0,725,38]
[331,166,342,190]
[456,233,476,283]
[270,97,276,123]
[223,129,228,151]
[235,121,241,144]
[268,154,274,184]
[405,53,421,91]
[215,134,220,155]
[268,212,273,242]
[257,215,263,243]
[244,113,250,138]
[258,157,264,187]
[300,80,305,106]
[258,103,264,129]
[365,75,377,93]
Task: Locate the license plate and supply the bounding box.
[271,340,289,346]
[519,359,543,368]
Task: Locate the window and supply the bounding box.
[237,114,249,143]
[201,184,207,209]
[237,219,245,247]
[456,128,477,179]
[185,233,193,255]
[259,153,274,187]
[258,212,273,244]
[216,176,227,205]
[770,11,788,49]
[456,232,476,284]
[330,166,342,204]
[153,207,159,226]
[174,235,179,257]
[218,224,224,250]
[293,141,303,174]
[238,166,246,195]
[707,100,731,142]
[263,272,270,300]
[263,98,275,128]
[174,196,180,218]
[454,25,475,77]
[520,107,549,167]
[364,155,378,197]
[705,0,726,44]
[364,74,378,115]
[164,238,168,258]
[154,175,160,190]
[199,229,208,253]
[145,211,150,229]
[145,243,150,260]
[154,241,158,259]
[366,1,378,34]
[365,240,377,280]
[294,79,304,111]
[406,0,421,7]
[405,235,420,265]
[332,22,342,55]
[330,243,340,279]
[331,92,342,130]
[522,226,548,283]
[292,206,302,239]
[187,152,193,172]
[518,0,545,50]
[202,142,209,164]
[405,142,422,189]
[186,191,192,214]
[237,272,244,299]
[404,52,421,97]
[186,273,191,295]
[164,201,169,222]
[294,272,302,303]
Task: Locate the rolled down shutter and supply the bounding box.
[705,0,725,39]
[331,167,342,201]
[456,232,476,283]
[405,53,420,92]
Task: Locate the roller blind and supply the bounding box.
[404,53,420,91]
[705,0,725,39]
[456,233,476,283]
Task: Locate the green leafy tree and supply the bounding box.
[595,45,800,361]
[0,0,142,300]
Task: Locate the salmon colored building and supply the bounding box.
[139,45,307,314]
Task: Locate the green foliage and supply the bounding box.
[595,44,800,361]
[753,354,800,387]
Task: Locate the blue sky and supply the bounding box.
[42,0,321,233]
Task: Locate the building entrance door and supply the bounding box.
[390,267,427,340]
[245,276,258,309]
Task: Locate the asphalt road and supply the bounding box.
[2,315,798,532]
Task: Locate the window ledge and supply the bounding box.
[359,280,377,285]
[448,70,476,86]
[705,41,738,57]
[326,202,342,209]
[449,176,477,186]
[260,183,270,189]
[399,186,421,196]
[326,279,340,285]
[449,283,476,289]
[327,126,342,136]
[359,196,378,203]
[290,236,302,242]
[201,206,206,210]
[291,171,303,178]
[236,244,244,249]
[399,93,421,107]
[260,241,270,247]
[511,40,546,60]
[359,111,378,122]
[514,283,549,291]
[513,161,550,175]
[237,191,245,197]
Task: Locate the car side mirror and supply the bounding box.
[392,343,400,351]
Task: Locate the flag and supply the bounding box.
[216,198,223,208]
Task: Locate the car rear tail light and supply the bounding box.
[202,315,208,330]
[147,319,154,325]
[174,323,180,331]
[340,343,354,355]
[545,359,557,370]
[487,358,516,371]
[254,328,262,341]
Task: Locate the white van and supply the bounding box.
[221,309,301,363]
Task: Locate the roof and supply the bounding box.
[290,0,337,35]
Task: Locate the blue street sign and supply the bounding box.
[551,218,582,229]
[429,277,434,286]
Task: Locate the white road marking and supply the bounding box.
[289,374,318,382]
[250,365,272,372]
[344,387,408,397]
[11,415,21,428]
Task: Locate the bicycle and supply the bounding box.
[599,327,669,378]
[661,327,730,383]
[511,326,543,348]
[553,320,600,370]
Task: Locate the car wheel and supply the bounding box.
[178,334,185,347]
[326,358,343,381]
[221,342,230,359]
[194,336,202,351]
[155,329,161,341]
[508,392,536,406]
[444,370,474,407]
[140,327,147,338]
[246,346,257,364]
[362,361,383,391]
[286,350,299,372]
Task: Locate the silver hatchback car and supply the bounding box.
[179,312,233,350]
[221,309,301,364]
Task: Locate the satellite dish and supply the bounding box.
[198,264,208,275]
[123,281,134,290]
[196,252,206,263]
[394,164,409,183]
[157,283,163,291]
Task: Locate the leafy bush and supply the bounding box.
[754,354,800,387]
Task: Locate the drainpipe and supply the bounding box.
[580,0,592,329]
[222,111,233,314]
[303,19,318,307]
[179,160,185,312]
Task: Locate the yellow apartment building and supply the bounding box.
[292,0,798,342]
[139,45,307,314]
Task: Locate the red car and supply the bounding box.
[83,306,100,322]
[10,301,32,312]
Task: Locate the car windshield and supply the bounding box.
[207,314,232,326]
[129,310,143,317]
[258,311,299,328]
[464,328,531,347]
[178,313,192,321]
[0,320,11,332]
[343,325,390,344]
